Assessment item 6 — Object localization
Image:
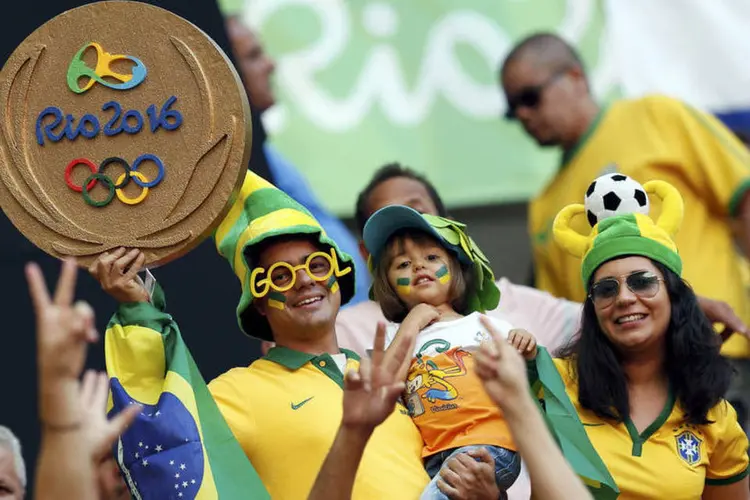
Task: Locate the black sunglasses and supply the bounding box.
[504,69,568,120]
[588,271,663,308]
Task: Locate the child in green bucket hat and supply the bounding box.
[363,204,538,499]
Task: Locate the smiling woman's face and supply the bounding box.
[591,256,671,355]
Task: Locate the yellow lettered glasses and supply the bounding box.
[250,247,351,298]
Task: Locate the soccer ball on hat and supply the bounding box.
[584,173,649,227]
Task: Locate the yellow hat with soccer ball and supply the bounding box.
[553,174,684,286]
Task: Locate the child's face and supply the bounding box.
[386,235,453,309]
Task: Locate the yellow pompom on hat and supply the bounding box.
[553,179,685,286]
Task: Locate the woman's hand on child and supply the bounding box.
[475,316,531,408]
[507,328,538,360]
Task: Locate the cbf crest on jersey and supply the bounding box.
[676,430,703,466]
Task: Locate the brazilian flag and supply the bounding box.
[105,285,269,499]
[531,347,620,499]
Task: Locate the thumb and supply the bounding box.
[93,404,141,461]
[106,404,141,443]
[344,369,364,391]
[466,447,494,464]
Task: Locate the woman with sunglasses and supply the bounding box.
[535,179,749,499]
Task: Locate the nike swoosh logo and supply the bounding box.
[291,397,314,410]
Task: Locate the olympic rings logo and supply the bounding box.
[65,154,165,207]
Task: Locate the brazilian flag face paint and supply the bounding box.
[436,264,451,284]
[267,291,287,310]
[326,275,340,294]
[396,277,411,295]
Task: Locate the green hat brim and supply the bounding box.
[582,235,682,286]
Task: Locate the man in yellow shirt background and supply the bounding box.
[500,32,750,431]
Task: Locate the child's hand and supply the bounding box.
[402,303,440,332]
[475,316,530,406]
[508,329,538,360]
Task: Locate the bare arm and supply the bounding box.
[703,477,750,500]
[308,322,409,500]
[476,316,593,500]
[504,391,592,500]
[36,380,95,500]
[28,259,138,500]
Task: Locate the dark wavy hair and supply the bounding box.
[557,259,731,425]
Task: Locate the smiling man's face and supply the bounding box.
[254,238,342,342]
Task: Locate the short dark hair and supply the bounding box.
[557,260,732,425]
[500,32,585,78]
[354,163,447,236]
[371,230,472,323]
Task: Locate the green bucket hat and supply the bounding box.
[363,205,499,313]
[214,171,355,341]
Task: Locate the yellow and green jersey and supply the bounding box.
[208,346,429,499]
[553,358,749,499]
[530,95,750,357]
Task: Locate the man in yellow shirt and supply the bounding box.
[91,171,500,499]
[500,32,750,430]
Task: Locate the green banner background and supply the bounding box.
[222,0,619,215]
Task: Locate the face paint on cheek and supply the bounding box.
[436,264,451,284]
[396,277,411,295]
[267,291,286,310]
[326,275,340,294]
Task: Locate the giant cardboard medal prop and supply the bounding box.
[0,1,251,267]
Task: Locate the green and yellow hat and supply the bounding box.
[363,205,499,313]
[214,171,355,341]
[553,179,684,286]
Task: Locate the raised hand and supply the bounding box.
[88,248,149,303]
[26,258,98,381]
[696,295,748,342]
[29,258,139,500]
[341,322,411,432]
[475,316,531,408]
[80,370,140,462]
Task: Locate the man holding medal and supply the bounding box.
[89,171,500,499]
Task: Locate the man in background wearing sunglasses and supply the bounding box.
[499,32,750,433]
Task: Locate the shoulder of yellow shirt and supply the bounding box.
[552,356,739,423]
[609,94,689,124]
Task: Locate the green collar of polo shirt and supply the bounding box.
[264,346,360,388]
[623,387,676,457]
[560,104,609,168]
